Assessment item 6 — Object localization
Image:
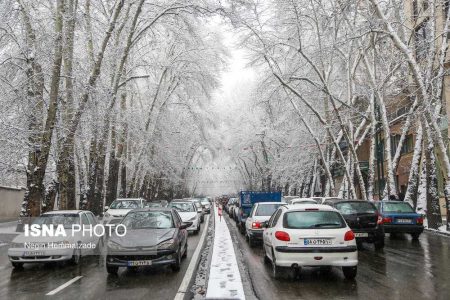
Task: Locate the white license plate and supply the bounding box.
[396,219,412,224]
[23,251,45,256]
[304,239,332,245]
[127,260,152,267]
[355,233,369,237]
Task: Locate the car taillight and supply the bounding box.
[344,230,355,241]
[252,222,262,229]
[383,217,392,224]
[377,214,383,225]
[417,217,423,225]
[275,231,290,241]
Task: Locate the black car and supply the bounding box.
[106,208,192,274]
[323,199,385,250]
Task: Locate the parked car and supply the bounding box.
[323,199,385,250]
[106,208,191,274]
[312,197,344,204]
[235,191,282,233]
[8,210,102,268]
[103,198,146,226]
[374,201,424,239]
[291,198,318,205]
[168,201,201,234]
[245,202,285,247]
[188,199,205,223]
[262,204,358,280]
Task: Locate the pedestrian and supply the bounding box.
[218,204,223,222]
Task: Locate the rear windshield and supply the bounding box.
[383,202,414,213]
[255,204,283,216]
[335,202,376,215]
[284,211,345,229]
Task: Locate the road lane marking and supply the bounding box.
[45,276,83,296]
[174,214,210,300]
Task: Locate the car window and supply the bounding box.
[383,202,415,213]
[249,205,256,217]
[255,204,283,216]
[86,212,97,225]
[122,211,173,229]
[335,202,376,215]
[284,211,345,229]
[172,211,182,227]
[81,213,90,225]
[270,209,283,227]
[110,200,141,209]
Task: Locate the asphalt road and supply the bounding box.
[0,219,209,300]
[225,215,450,300]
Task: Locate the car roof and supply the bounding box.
[255,202,284,205]
[329,199,372,204]
[43,210,84,215]
[284,204,337,212]
[129,207,173,212]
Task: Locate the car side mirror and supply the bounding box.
[180,222,192,230]
[104,206,109,211]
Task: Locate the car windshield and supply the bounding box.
[255,204,283,216]
[33,214,80,229]
[284,211,345,229]
[335,202,376,215]
[122,211,173,229]
[169,202,195,212]
[201,200,209,205]
[110,200,141,209]
[383,202,415,213]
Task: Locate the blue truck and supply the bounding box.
[234,191,282,233]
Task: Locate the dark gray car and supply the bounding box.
[106,208,191,274]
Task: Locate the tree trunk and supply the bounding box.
[404,123,423,208]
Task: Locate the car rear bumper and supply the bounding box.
[353,227,384,242]
[383,224,424,234]
[247,229,263,239]
[274,246,358,267]
[8,248,74,263]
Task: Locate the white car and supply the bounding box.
[311,197,344,204]
[245,202,285,247]
[262,204,358,279]
[103,198,146,225]
[291,198,318,205]
[8,210,102,268]
[168,201,200,234]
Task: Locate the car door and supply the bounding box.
[264,208,283,258]
[173,210,186,249]
[245,204,257,233]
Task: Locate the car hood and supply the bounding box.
[106,208,133,216]
[12,233,78,243]
[177,212,197,222]
[110,228,176,247]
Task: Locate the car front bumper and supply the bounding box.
[8,247,74,263]
[106,249,176,267]
[273,246,358,267]
[187,219,199,231]
[383,224,424,234]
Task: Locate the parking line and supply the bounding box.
[174,214,210,300]
[45,276,83,296]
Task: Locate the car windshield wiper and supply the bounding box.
[311,223,341,228]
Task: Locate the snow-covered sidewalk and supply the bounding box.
[205,207,245,300]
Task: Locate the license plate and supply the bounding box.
[396,219,412,224]
[304,239,332,245]
[127,260,152,267]
[355,233,369,237]
[23,251,45,256]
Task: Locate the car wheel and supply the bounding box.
[106,265,118,274]
[374,238,385,250]
[263,254,271,265]
[342,266,357,280]
[182,243,188,259]
[11,262,23,269]
[69,248,81,265]
[271,249,283,279]
[411,233,421,240]
[356,240,364,250]
[171,250,181,272]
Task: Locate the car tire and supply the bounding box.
[182,243,188,259]
[374,238,385,250]
[106,265,118,274]
[11,262,23,269]
[411,233,421,240]
[342,266,357,280]
[271,249,284,279]
[69,248,81,265]
[171,250,181,272]
[264,254,271,265]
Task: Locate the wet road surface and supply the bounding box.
[225,215,450,300]
[0,219,209,300]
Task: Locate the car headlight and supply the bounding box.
[10,242,23,248]
[104,212,111,218]
[157,238,175,249]
[188,216,197,221]
[107,240,124,251]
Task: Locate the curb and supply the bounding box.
[424,228,450,237]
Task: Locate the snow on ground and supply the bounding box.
[205,207,245,300]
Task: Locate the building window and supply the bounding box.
[390,134,414,157]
